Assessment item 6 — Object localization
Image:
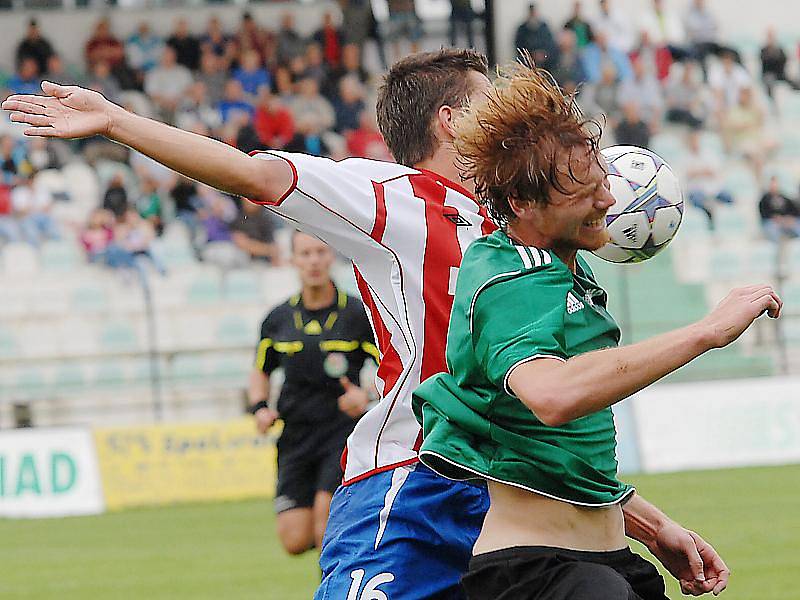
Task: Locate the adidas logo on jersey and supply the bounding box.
[566,291,585,314]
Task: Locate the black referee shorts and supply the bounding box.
[273,421,351,514]
[462,546,668,600]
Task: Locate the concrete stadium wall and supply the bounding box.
[494,0,800,66]
[0,1,339,72]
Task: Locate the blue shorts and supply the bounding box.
[314,462,490,600]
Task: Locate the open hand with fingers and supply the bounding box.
[699,284,782,349]
[2,81,124,139]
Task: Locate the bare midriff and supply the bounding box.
[473,480,628,555]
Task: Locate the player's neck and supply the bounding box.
[415,147,475,194]
[506,225,577,272]
[301,280,336,310]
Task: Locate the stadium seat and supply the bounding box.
[61,161,100,208]
[151,236,197,269]
[56,318,102,356]
[260,267,300,306]
[709,244,745,280]
[52,362,89,392]
[40,240,82,272]
[99,320,143,353]
[0,325,18,359]
[744,241,780,277]
[70,281,112,313]
[216,314,255,347]
[1,243,40,277]
[12,366,52,399]
[223,269,263,303]
[186,270,223,305]
[169,354,209,381]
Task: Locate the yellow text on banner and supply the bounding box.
[93,418,278,511]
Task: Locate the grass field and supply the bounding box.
[1,464,798,599]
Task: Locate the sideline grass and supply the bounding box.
[1,464,798,599]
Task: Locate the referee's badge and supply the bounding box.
[323,352,349,378]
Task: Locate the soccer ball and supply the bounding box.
[591,145,683,263]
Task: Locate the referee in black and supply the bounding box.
[248,231,379,555]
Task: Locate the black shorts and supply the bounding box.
[274,421,350,514]
[462,546,668,600]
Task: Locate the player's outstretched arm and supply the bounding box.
[1,82,292,203]
[508,284,782,427]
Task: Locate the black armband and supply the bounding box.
[248,400,270,414]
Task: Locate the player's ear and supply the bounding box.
[436,104,458,139]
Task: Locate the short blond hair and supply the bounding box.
[454,59,601,227]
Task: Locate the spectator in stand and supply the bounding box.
[44,54,83,87]
[708,50,752,111]
[85,17,138,91]
[325,43,369,100]
[0,185,18,244]
[175,81,223,133]
[112,208,165,275]
[170,176,202,247]
[86,60,122,104]
[630,30,672,83]
[581,30,633,84]
[637,0,689,62]
[234,12,273,68]
[313,12,342,68]
[80,207,114,263]
[614,101,651,148]
[386,0,422,60]
[102,173,129,219]
[617,58,664,127]
[665,62,707,128]
[11,172,60,246]
[286,117,331,157]
[514,3,559,73]
[232,49,271,99]
[720,87,777,181]
[593,0,634,53]
[230,197,282,264]
[126,21,164,80]
[198,190,247,269]
[563,1,593,50]
[196,51,227,107]
[449,0,477,49]
[346,110,392,161]
[760,27,800,102]
[27,138,63,173]
[289,77,335,135]
[682,130,733,229]
[551,29,586,94]
[7,57,42,96]
[201,15,234,66]
[135,175,163,236]
[145,46,194,124]
[684,0,736,73]
[15,18,54,75]
[219,79,255,125]
[274,66,296,102]
[303,43,330,91]
[0,135,32,186]
[277,13,307,65]
[341,0,387,69]
[166,18,201,72]
[254,87,295,149]
[759,176,800,241]
[333,75,366,134]
[85,17,125,71]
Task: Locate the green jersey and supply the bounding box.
[413,230,634,507]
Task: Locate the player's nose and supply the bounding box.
[596,185,615,209]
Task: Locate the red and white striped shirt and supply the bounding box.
[251,151,496,484]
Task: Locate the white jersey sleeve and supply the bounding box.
[249,150,417,259]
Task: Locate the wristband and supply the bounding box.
[248,400,269,415]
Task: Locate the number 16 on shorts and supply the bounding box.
[347,569,395,600]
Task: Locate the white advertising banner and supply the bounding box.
[632,376,800,473]
[0,428,105,518]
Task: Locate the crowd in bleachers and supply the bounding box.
[515,0,800,238]
[0,3,419,276]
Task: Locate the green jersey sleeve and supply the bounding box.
[471,259,573,395]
